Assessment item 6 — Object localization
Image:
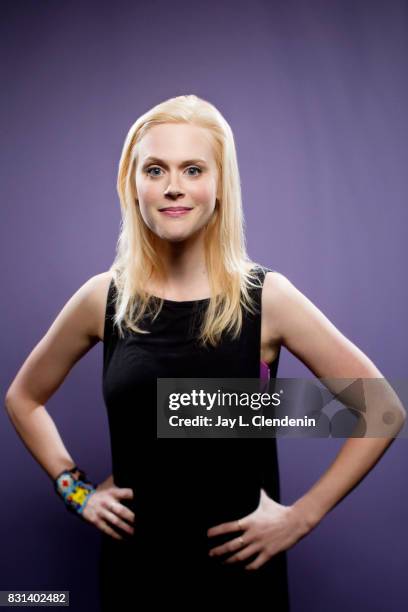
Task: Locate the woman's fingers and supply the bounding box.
[105,492,136,526]
[112,503,135,527]
[103,509,135,536]
[207,514,249,538]
[223,542,260,564]
[209,532,253,558]
[82,485,136,540]
[112,487,134,501]
[95,517,123,541]
[245,552,269,571]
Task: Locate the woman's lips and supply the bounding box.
[159,208,192,217]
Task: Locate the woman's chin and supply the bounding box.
[157,226,204,244]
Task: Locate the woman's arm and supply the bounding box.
[3,272,138,539]
[4,273,110,480]
[207,272,405,569]
[263,272,407,530]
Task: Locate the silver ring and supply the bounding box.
[239,535,245,548]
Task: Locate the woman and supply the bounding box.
[5,94,405,611]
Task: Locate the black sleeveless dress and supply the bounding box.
[98,265,290,611]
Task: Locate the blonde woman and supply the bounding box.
[5,95,404,611]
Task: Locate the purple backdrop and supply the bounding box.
[1,1,407,610]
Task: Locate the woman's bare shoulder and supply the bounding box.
[261,271,294,343]
[85,271,114,342]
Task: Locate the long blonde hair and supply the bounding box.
[110,94,263,347]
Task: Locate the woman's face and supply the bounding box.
[135,123,219,243]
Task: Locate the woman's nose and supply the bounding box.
[164,187,183,197]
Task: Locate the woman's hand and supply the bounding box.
[207,489,313,570]
[82,475,135,541]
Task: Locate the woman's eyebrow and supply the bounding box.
[141,156,208,167]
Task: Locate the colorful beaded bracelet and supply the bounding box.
[54,465,97,516]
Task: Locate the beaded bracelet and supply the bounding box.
[54,465,97,517]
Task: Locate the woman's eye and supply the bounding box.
[146,166,162,177]
[186,166,202,176]
[145,166,202,177]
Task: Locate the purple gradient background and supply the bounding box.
[1,1,407,610]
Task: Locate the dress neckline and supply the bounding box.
[146,265,262,307]
[152,295,211,307]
